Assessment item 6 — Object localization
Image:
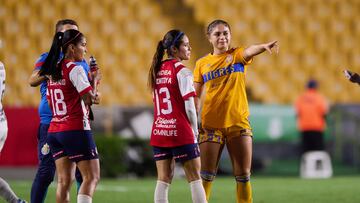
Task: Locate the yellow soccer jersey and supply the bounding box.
[194,47,252,129]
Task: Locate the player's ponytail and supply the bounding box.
[40,29,83,81]
[39,32,64,81]
[148,29,184,90]
[148,41,165,90]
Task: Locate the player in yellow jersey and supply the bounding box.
[193,19,279,203]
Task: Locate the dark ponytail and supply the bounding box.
[39,29,83,82]
[148,41,165,90]
[148,29,185,90]
[39,32,64,81]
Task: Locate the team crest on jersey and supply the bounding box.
[41,143,50,155]
[225,55,233,63]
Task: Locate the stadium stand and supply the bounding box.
[185,0,360,104]
[0,0,360,106]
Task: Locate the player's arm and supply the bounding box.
[29,54,49,87]
[243,40,279,61]
[29,69,47,87]
[350,73,360,84]
[81,91,100,106]
[194,82,203,114]
[184,97,198,137]
[70,65,101,106]
[177,67,199,136]
[88,56,102,93]
[344,70,360,85]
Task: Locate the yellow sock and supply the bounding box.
[236,180,252,203]
[202,180,213,201]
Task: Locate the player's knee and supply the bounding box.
[185,171,201,183]
[157,172,174,183]
[234,166,251,176]
[235,174,251,183]
[57,175,73,188]
[200,171,216,182]
[83,173,100,186]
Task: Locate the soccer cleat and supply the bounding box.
[17,199,27,203]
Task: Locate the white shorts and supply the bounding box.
[0,119,8,153]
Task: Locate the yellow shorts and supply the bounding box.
[199,125,253,145]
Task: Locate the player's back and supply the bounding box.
[47,60,91,133]
[151,59,196,147]
[153,59,185,117]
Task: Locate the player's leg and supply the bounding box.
[0,177,20,203]
[47,131,76,203]
[153,146,174,203]
[62,130,99,203]
[0,120,26,203]
[226,127,253,203]
[178,144,206,203]
[199,128,225,201]
[155,159,174,203]
[31,124,56,203]
[76,159,100,203]
[54,157,76,203]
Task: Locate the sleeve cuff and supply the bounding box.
[183,91,196,100]
[79,86,93,96]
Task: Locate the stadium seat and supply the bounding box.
[2,0,360,106]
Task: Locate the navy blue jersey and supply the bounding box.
[34,52,90,124]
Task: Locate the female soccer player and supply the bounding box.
[0,62,27,203]
[39,29,100,203]
[148,30,207,203]
[193,19,278,203]
[28,19,87,203]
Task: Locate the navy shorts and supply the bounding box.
[47,130,98,162]
[153,143,200,163]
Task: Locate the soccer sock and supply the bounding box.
[189,179,207,203]
[202,181,212,201]
[0,177,19,203]
[200,171,216,201]
[235,175,252,203]
[154,180,170,203]
[77,194,92,203]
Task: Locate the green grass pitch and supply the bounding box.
[5,176,360,203]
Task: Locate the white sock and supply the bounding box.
[77,194,92,203]
[190,179,207,203]
[0,177,18,203]
[154,180,170,203]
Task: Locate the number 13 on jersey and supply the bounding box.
[154,87,173,116]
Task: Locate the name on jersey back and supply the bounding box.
[49,79,66,86]
[156,70,172,85]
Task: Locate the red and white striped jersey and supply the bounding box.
[150,59,197,147]
[47,60,92,132]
